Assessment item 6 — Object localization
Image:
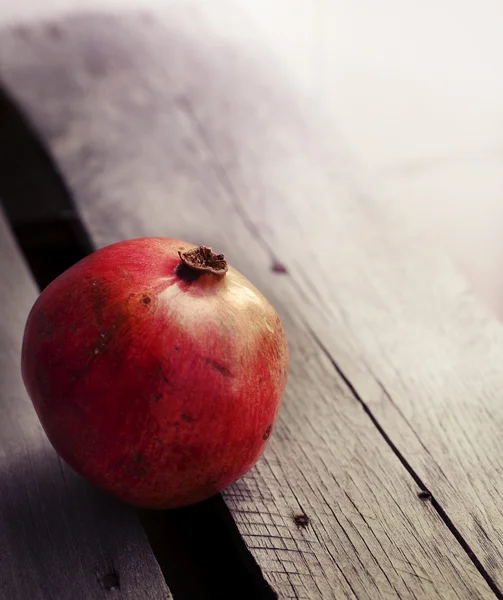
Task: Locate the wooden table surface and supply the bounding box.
[1,4,503,599]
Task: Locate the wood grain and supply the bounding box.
[0,209,172,600]
[1,8,501,598]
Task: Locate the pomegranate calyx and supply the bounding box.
[178,246,228,276]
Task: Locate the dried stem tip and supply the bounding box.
[178,246,228,276]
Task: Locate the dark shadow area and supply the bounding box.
[0,51,276,600]
[0,87,93,288]
[138,496,277,600]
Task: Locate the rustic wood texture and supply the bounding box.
[0,209,172,600]
[1,8,502,598]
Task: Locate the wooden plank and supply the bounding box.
[0,9,499,598]
[0,209,172,600]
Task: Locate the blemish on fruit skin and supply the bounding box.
[152,393,161,401]
[36,310,57,339]
[92,330,111,356]
[91,280,108,327]
[125,291,157,315]
[205,358,232,378]
[119,451,149,478]
[264,318,274,334]
[181,413,194,423]
[263,424,273,440]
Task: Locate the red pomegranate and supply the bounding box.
[21,238,288,508]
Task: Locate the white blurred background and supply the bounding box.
[2,0,503,316]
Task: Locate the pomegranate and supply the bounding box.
[21,238,288,509]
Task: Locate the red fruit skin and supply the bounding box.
[21,238,288,509]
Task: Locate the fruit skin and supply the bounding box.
[21,238,288,509]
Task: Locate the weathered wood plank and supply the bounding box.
[0,9,499,598]
[0,209,172,600]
